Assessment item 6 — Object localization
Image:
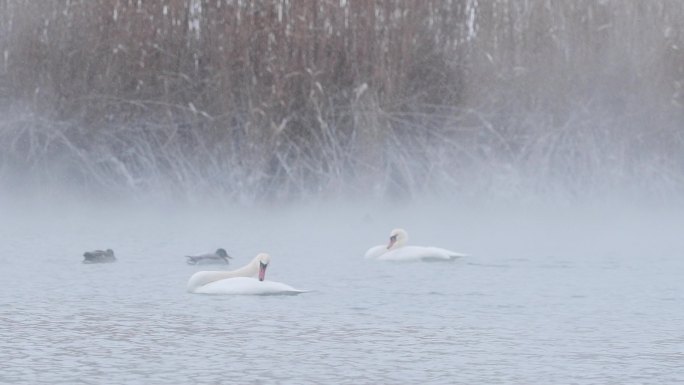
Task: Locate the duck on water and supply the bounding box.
[83,249,116,263]
[185,248,232,265]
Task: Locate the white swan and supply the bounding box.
[193,277,305,295]
[364,228,467,261]
[187,253,305,295]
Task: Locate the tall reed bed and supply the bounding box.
[0,0,682,203]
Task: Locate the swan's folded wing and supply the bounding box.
[423,247,468,260]
[378,246,467,261]
[364,245,387,259]
[194,277,307,295]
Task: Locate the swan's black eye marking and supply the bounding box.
[390,235,397,242]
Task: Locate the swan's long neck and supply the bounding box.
[389,236,407,250]
[222,260,259,278]
[387,229,409,250]
[187,258,259,292]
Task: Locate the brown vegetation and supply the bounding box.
[0,0,683,203]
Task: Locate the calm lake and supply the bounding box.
[1,201,682,384]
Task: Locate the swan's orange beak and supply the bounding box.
[259,261,268,281]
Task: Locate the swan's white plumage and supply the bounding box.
[187,253,268,292]
[377,245,466,261]
[364,245,388,259]
[187,253,304,295]
[365,228,467,262]
[193,277,306,295]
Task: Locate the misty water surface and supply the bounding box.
[0,200,682,384]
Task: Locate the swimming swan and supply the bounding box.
[364,228,467,261]
[187,253,305,295]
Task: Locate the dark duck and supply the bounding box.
[83,249,116,263]
[185,248,232,265]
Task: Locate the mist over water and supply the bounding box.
[1,1,684,203]
[1,1,684,384]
